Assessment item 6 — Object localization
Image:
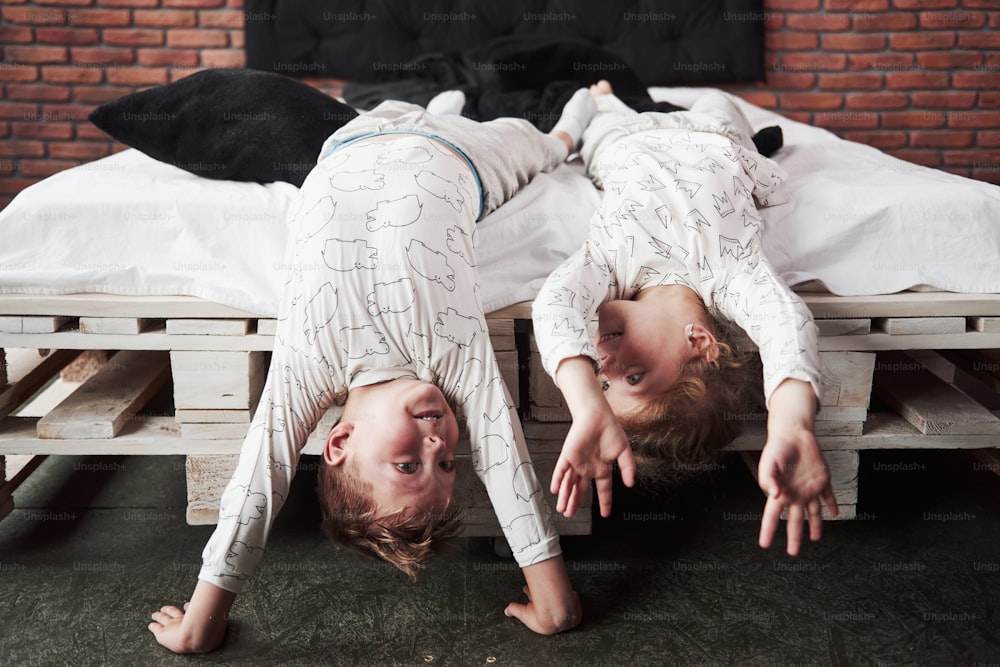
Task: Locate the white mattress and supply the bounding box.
[1,88,998,317]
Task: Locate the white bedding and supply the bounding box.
[1,88,998,317]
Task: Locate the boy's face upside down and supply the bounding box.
[594,284,719,416]
[324,377,460,515]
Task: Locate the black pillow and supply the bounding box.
[88,68,358,187]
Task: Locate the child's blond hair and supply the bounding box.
[618,311,761,488]
[316,462,461,582]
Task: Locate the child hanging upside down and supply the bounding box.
[149,88,599,653]
[532,81,838,555]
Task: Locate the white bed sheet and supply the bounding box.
[0,148,596,316]
[1,88,998,318]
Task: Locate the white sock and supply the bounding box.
[426,90,466,115]
[551,88,597,151]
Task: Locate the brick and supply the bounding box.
[977,131,1000,147]
[779,92,844,110]
[97,0,159,7]
[820,33,886,51]
[199,9,244,28]
[103,28,165,47]
[764,72,816,89]
[980,92,1000,107]
[0,26,34,43]
[911,91,976,108]
[965,0,1000,7]
[890,32,956,50]
[0,141,45,158]
[824,0,888,8]
[844,91,910,109]
[0,179,42,196]
[782,53,847,72]
[11,122,74,140]
[919,10,987,29]
[76,124,115,141]
[971,169,1000,185]
[34,0,91,5]
[68,9,132,26]
[814,110,879,128]
[0,65,39,82]
[0,103,41,120]
[39,104,93,122]
[820,73,884,90]
[20,159,80,178]
[893,0,958,7]
[735,91,778,109]
[72,47,136,66]
[167,28,228,47]
[134,9,197,26]
[230,29,244,49]
[910,130,975,148]
[785,13,851,30]
[72,85,134,103]
[2,7,66,24]
[106,67,170,85]
[885,149,941,167]
[843,130,908,148]
[958,32,1000,49]
[947,110,1000,128]
[765,12,784,30]
[41,65,103,84]
[7,84,72,103]
[37,27,102,46]
[849,53,915,71]
[943,149,1000,167]
[48,141,112,160]
[168,67,203,83]
[137,48,201,67]
[164,0,226,6]
[886,72,950,89]
[766,32,819,50]
[917,52,982,69]
[6,46,69,64]
[0,124,8,139]
[851,12,918,30]
[882,111,947,128]
[200,49,246,68]
[767,0,820,8]
[954,72,1000,90]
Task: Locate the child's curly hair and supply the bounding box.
[617,310,763,489]
[316,462,462,582]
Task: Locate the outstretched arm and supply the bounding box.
[549,356,635,519]
[757,378,838,556]
[149,580,236,653]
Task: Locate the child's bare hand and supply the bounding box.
[550,408,635,518]
[757,427,838,556]
[505,584,582,635]
[149,603,205,654]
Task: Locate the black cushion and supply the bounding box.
[88,68,358,187]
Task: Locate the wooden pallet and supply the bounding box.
[2,293,1000,532]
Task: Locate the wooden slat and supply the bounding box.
[80,317,151,335]
[820,351,876,408]
[0,316,71,333]
[816,319,871,337]
[972,317,1000,333]
[166,319,250,336]
[257,319,277,335]
[170,350,267,410]
[728,413,1000,451]
[36,350,170,439]
[875,317,966,335]
[0,349,81,420]
[800,292,1000,318]
[819,331,1000,352]
[175,409,252,424]
[180,423,250,440]
[873,352,1000,435]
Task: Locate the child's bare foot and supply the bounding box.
[589,80,613,96]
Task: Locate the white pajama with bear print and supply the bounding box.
[199,125,566,593]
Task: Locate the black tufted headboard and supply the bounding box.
[245,0,766,86]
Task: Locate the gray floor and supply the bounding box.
[1,447,998,667]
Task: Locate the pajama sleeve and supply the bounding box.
[462,349,561,566]
[532,237,615,380]
[713,256,823,407]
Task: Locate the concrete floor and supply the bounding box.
[1,446,998,666]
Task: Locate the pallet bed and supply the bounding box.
[1,292,999,534]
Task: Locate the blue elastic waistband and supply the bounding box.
[320,130,486,221]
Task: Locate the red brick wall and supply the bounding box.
[1,0,998,209]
